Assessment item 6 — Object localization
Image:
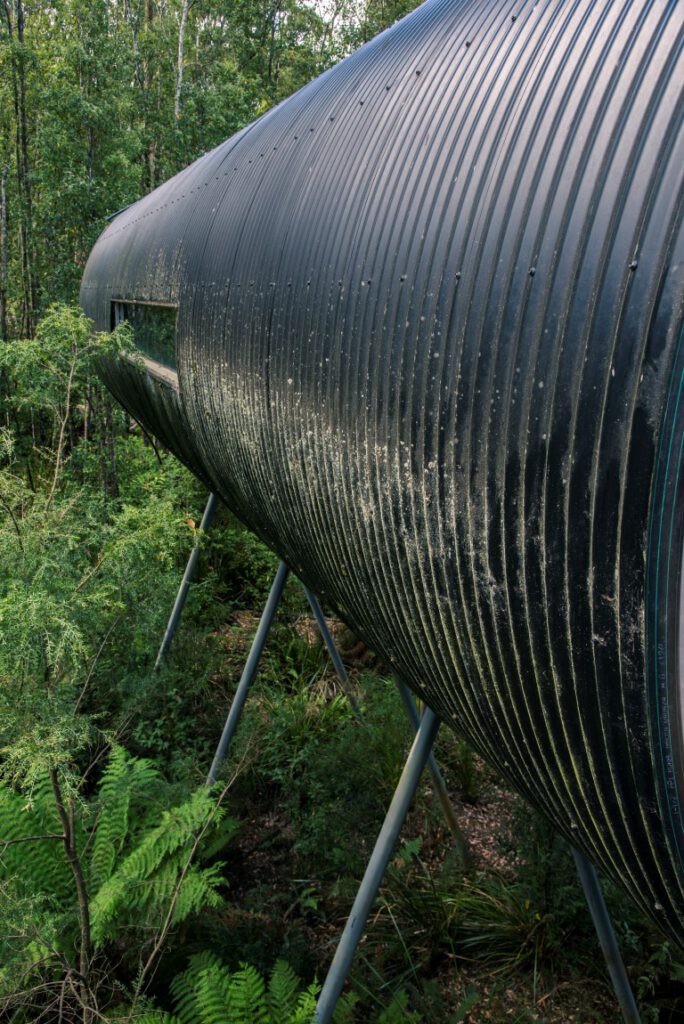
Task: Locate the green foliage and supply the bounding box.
[89,745,160,888]
[0,0,388,337]
[0,307,211,798]
[169,955,319,1024]
[0,747,238,1008]
[135,954,360,1024]
[376,990,421,1023]
[0,778,72,906]
[636,941,684,1023]
[0,778,75,999]
[91,783,235,947]
[207,518,281,608]
[135,953,417,1023]
[450,879,548,972]
[0,455,191,790]
[438,735,483,805]
[237,671,411,877]
[0,304,130,415]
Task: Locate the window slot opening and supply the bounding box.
[112,300,178,371]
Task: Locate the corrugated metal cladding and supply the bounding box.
[81,0,684,942]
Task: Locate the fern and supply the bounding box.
[170,951,225,1024]
[226,963,270,1024]
[0,748,238,984]
[291,983,320,1023]
[127,1016,181,1024]
[267,959,301,1020]
[0,777,77,997]
[0,777,72,903]
[187,960,233,1024]
[90,744,159,888]
[376,990,420,1023]
[165,955,357,1024]
[90,786,235,946]
[332,990,359,1024]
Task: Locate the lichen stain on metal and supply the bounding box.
[81,0,684,944]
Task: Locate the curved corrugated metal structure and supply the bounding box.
[81,0,684,944]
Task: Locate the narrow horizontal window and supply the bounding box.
[112,300,178,371]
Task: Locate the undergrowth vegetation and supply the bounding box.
[1,310,684,1022]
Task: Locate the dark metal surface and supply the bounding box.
[81,0,684,943]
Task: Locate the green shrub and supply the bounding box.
[0,747,238,1009]
[242,671,412,878]
[119,954,421,1024]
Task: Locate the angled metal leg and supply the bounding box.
[301,584,362,719]
[571,849,641,1023]
[155,492,219,670]
[394,678,471,865]
[206,560,290,784]
[313,707,441,1024]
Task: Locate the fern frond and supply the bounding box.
[291,983,320,1024]
[121,787,227,879]
[0,780,71,904]
[170,862,224,923]
[376,990,419,1023]
[193,961,234,1024]
[90,787,233,946]
[168,957,350,1024]
[90,745,159,887]
[226,962,269,1024]
[170,952,224,1024]
[332,990,359,1024]
[267,959,301,1020]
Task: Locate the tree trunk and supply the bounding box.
[144,0,155,189]
[50,770,93,1024]
[175,0,191,121]
[105,393,119,499]
[2,0,36,337]
[0,166,7,342]
[15,0,35,335]
[267,0,282,96]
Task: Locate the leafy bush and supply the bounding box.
[236,671,412,877]
[119,953,420,1024]
[0,747,238,1014]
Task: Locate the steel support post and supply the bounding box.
[206,560,290,784]
[313,707,441,1024]
[571,848,641,1024]
[394,678,471,865]
[155,492,219,670]
[301,584,362,719]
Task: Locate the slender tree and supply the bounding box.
[0,166,7,341]
[1,0,36,335]
[175,0,192,120]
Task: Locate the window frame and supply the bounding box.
[111,299,179,388]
